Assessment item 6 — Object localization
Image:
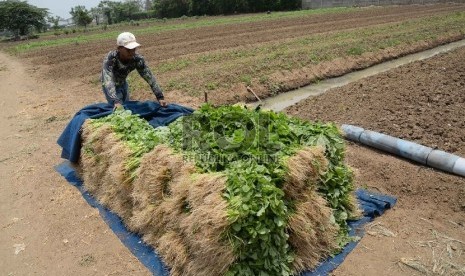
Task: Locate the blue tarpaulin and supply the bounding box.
[57,101,194,163]
[55,162,396,276]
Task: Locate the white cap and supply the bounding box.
[117,32,140,49]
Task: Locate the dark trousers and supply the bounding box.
[102,81,129,105]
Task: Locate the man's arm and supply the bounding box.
[135,56,166,105]
[101,52,121,105]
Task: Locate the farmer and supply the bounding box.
[101,32,167,108]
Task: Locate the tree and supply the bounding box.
[90,7,102,25]
[47,16,61,31]
[144,0,152,10]
[189,0,213,15]
[150,0,301,18]
[113,1,141,22]
[70,6,93,28]
[98,1,114,24]
[276,0,300,10]
[0,0,48,39]
[97,0,143,24]
[153,0,189,18]
[209,0,248,14]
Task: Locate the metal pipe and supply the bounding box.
[341,124,465,177]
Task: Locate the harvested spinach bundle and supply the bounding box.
[80,104,359,276]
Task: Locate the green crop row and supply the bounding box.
[138,11,465,98]
[9,7,352,53]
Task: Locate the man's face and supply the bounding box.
[118,46,137,62]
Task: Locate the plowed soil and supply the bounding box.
[287,46,465,276]
[0,4,464,276]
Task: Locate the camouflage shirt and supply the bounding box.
[101,50,164,104]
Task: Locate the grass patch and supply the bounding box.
[347,46,364,56]
[239,74,252,86]
[158,59,192,73]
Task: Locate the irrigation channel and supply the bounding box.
[257,39,465,111]
[255,39,465,177]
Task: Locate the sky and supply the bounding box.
[26,0,121,19]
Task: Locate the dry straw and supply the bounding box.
[283,146,328,201]
[132,149,235,276]
[283,146,340,272]
[288,193,340,272]
[81,125,235,275]
[129,145,194,234]
[81,121,134,221]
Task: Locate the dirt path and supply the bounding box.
[0,52,150,275]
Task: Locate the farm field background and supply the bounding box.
[6,3,465,106]
[0,3,464,276]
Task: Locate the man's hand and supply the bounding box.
[113,102,123,111]
[158,99,168,107]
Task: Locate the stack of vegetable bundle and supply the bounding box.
[80,104,359,276]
